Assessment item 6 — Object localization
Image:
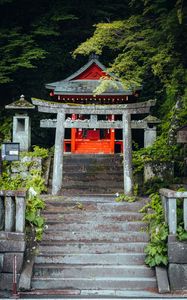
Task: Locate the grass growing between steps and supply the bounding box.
[115,194,138,203]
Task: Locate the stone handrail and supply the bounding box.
[159,188,187,235]
[0,190,27,233]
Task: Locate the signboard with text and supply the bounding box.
[1,143,20,161]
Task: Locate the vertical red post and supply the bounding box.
[110,115,115,153]
[71,114,76,153]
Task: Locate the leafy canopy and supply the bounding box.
[74,0,187,116]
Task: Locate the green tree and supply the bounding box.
[74,0,187,120]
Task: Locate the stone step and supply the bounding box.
[41,231,149,243]
[34,253,146,265]
[63,154,123,161]
[33,264,155,278]
[21,288,174,298]
[38,242,148,254]
[41,195,117,202]
[59,162,123,170]
[63,173,123,181]
[42,211,144,222]
[44,221,147,232]
[44,201,148,213]
[30,194,157,295]
[59,187,124,194]
[61,166,123,176]
[49,180,123,189]
[31,276,157,290]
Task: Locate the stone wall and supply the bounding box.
[168,239,187,290]
[0,232,25,290]
[11,156,42,179]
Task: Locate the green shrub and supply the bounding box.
[141,193,169,267]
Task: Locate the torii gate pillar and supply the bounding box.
[52,111,65,195]
[122,112,133,195]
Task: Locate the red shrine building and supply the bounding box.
[45,56,141,154]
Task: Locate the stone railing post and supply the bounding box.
[15,194,26,233]
[5,195,15,232]
[160,189,187,291]
[160,188,187,236]
[161,195,168,224]
[184,198,187,231]
[0,196,4,230]
[0,190,27,233]
[168,197,177,235]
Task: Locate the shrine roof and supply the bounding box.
[51,79,132,96]
[5,95,35,110]
[45,57,141,96]
[143,115,161,123]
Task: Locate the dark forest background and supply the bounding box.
[0,0,187,147]
[0,0,131,104]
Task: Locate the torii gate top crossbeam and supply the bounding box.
[32,98,156,115]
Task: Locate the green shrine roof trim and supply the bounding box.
[5,95,35,110]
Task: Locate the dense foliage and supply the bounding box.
[1,0,186,148]
[74,0,187,120]
[0,0,130,104]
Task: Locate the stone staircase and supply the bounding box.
[49,154,124,194]
[25,195,159,298]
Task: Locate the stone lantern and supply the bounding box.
[5,95,35,151]
[143,115,161,147]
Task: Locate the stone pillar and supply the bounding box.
[168,197,177,235]
[13,115,31,151]
[0,196,5,230]
[15,196,26,233]
[144,127,157,147]
[5,196,15,232]
[122,112,133,195]
[52,111,65,195]
[184,198,187,231]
